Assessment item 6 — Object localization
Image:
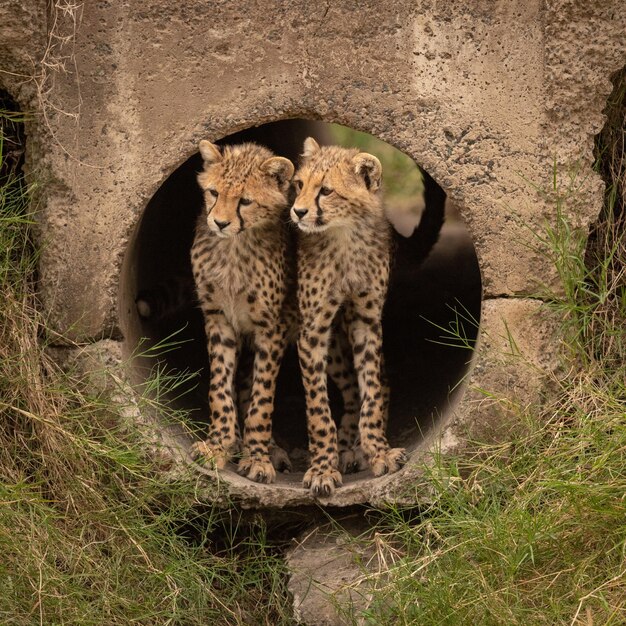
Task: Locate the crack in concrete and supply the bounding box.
[482,294,548,303]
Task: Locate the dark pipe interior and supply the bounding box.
[132,119,482,473]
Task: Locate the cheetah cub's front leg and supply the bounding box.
[190,313,240,468]
[327,323,364,474]
[345,295,407,477]
[331,307,393,474]
[298,299,343,497]
[236,324,288,484]
[236,353,292,474]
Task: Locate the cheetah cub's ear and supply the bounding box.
[260,156,295,192]
[353,152,382,192]
[302,136,321,159]
[198,140,222,165]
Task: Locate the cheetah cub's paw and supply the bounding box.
[190,440,230,469]
[303,466,343,497]
[339,445,368,474]
[237,455,276,484]
[369,447,407,477]
[269,440,292,473]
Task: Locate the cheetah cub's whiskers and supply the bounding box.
[292,137,407,497]
[190,140,295,484]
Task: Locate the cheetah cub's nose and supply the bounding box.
[214,219,230,230]
[293,207,308,220]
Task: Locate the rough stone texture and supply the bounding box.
[2,1,626,506]
[286,520,383,626]
[544,2,626,176]
[0,0,46,98]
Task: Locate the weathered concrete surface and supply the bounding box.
[285,520,383,626]
[0,0,46,97]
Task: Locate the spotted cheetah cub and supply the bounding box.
[190,140,295,484]
[291,137,406,496]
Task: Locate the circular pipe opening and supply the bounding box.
[121,119,482,495]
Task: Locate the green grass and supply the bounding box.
[351,386,625,624]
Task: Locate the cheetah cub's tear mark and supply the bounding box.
[189,140,296,484]
[292,137,407,497]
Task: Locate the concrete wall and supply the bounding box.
[2,0,625,507]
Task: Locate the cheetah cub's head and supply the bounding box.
[197,141,294,238]
[291,137,383,234]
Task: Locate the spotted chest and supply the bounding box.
[191,218,289,336]
[298,219,392,300]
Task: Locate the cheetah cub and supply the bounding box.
[292,137,406,496]
[190,140,295,484]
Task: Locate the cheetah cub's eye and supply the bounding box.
[207,188,218,198]
[293,180,303,193]
[319,186,333,196]
[239,198,252,207]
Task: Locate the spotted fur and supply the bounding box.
[190,141,295,484]
[292,137,406,496]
